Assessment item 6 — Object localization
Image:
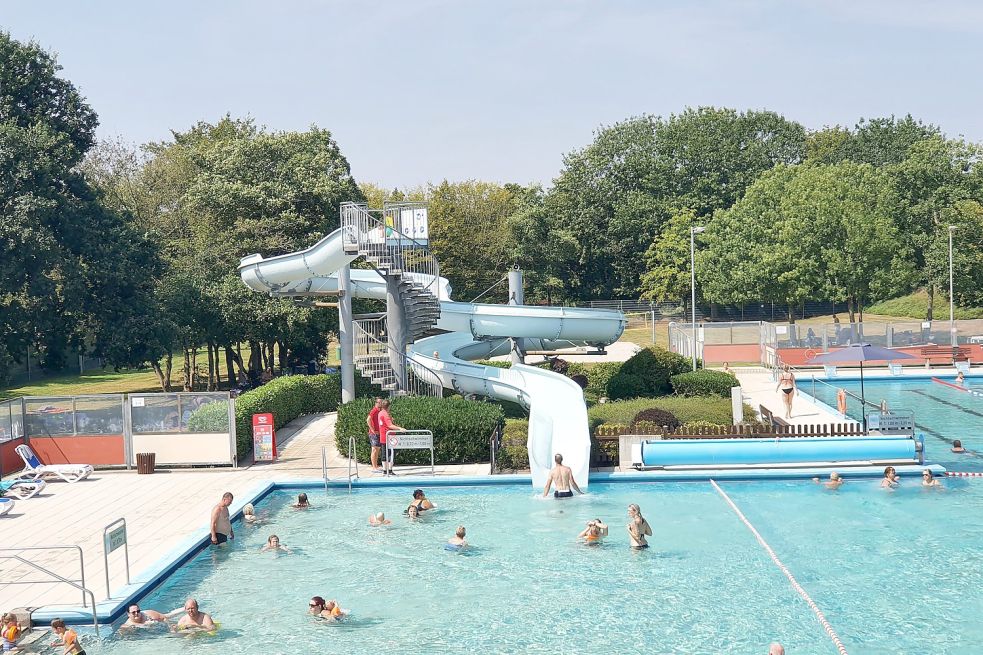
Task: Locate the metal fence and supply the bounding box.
[0,398,25,443]
[127,392,236,467]
[669,321,765,362]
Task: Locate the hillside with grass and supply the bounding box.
[866,290,983,320]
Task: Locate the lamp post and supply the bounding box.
[949,225,957,346]
[690,226,705,371]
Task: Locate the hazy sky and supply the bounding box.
[4,1,983,189]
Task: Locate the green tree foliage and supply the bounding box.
[639,208,700,301]
[0,32,159,382]
[521,107,806,301]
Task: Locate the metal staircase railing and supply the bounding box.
[353,316,443,397]
[342,201,443,395]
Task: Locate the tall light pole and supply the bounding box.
[690,226,706,371]
[949,225,957,345]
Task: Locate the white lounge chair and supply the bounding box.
[955,361,970,374]
[889,363,904,376]
[15,445,93,483]
[0,497,13,516]
[823,365,838,378]
[0,477,46,499]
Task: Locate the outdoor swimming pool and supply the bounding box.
[67,480,983,655]
[804,375,983,470]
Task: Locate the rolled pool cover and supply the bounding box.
[635,436,918,468]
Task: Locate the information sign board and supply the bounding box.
[252,413,277,462]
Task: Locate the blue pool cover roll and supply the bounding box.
[639,436,917,467]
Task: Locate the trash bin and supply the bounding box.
[136,452,156,474]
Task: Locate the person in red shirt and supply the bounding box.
[366,397,383,472]
[377,399,404,476]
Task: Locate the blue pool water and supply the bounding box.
[803,376,983,470]
[71,480,983,655]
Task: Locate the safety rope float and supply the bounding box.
[710,479,850,655]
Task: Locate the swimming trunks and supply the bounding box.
[631,544,650,550]
[554,490,573,498]
[213,533,228,545]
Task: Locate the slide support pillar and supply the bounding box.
[509,268,526,365]
[386,275,409,392]
[338,263,355,403]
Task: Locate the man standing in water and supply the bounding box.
[543,453,583,498]
[210,491,234,545]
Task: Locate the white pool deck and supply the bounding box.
[2,362,970,620]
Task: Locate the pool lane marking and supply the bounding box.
[946,471,983,477]
[709,480,850,655]
[910,389,983,420]
[930,377,983,398]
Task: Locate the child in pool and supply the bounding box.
[49,619,84,655]
[446,526,467,551]
[261,535,291,553]
[2,613,20,653]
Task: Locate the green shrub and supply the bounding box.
[606,373,648,400]
[474,360,512,369]
[607,347,693,399]
[232,374,342,458]
[336,396,504,465]
[589,397,735,428]
[567,361,623,399]
[186,402,230,433]
[670,370,739,397]
[631,407,680,430]
[496,418,529,471]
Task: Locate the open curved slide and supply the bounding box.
[239,228,626,489]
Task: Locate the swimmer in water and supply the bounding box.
[121,604,169,629]
[881,466,900,489]
[627,504,652,549]
[309,596,345,620]
[292,493,310,509]
[175,599,215,632]
[812,471,843,489]
[446,526,468,551]
[368,512,392,526]
[409,489,435,512]
[242,503,263,525]
[578,518,609,544]
[261,535,291,553]
[952,439,966,453]
[922,469,943,488]
[406,504,420,519]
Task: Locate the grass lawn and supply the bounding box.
[620,325,669,349]
[0,368,167,400]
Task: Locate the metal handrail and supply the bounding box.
[347,435,359,494]
[0,552,99,635]
[353,317,443,397]
[321,445,329,494]
[0,545,89,606]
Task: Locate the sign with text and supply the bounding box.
[388,432,433,450]
[105,525,127,553]
[252,413,277,462]
[866,412,915,435]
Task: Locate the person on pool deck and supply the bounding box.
[922,469,943,488]
[543,453,583,498]
[309,596,344,620]
[368,512,392,526]
[366,397,383,472]
[578,518,609,544]
[292,493,310,509]
[409,489,435,512]
[262,534,291,552]
[122,604,169,628]
[952,439,966,453]
[627,504,652,549]
[881,466,900,488]
[50,619,84,655]
[813,471,843,489]
[447,526,468,551]
[776,364,796,419]
[176,599,216,632]
[210,491,234,545]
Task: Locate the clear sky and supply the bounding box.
[4,1,982,189]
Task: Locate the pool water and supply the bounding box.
[73,481,983,655]
[804,376,983,470]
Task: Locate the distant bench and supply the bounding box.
[920,346,970,363]
[759,404,790,427]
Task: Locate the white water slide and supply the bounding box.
[239,228,626,489]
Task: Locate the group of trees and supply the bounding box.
[4,30,983,387]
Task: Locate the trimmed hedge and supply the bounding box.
[631,408,680,431]
[336,396,504,465]
[187,402,230,432]
[496,418,529,471]
[589,397,738,428]
[233,374,343,458]
[670,370,739,397]
[607,347,692,400]
[567,362,623,400]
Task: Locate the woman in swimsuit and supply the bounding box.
[627,504,652,549]
[408,489,435,513]
[776,364,796,419]
[881,466,900,488]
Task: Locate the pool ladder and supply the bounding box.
[346,435,360,494]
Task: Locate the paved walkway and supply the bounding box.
[734,368,855,426]
[0,413,488,614]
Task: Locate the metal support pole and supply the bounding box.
[949,225,957,346]
[508,268,525,365]
[385,276,408,392]
[338,264,355,403]
[690,226,705,371]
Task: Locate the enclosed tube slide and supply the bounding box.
[238,228,626,489]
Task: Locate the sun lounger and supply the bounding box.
[823,365,837,378]
[0,497,13,516]
[15,445,93,483]
[0,477,46,499]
